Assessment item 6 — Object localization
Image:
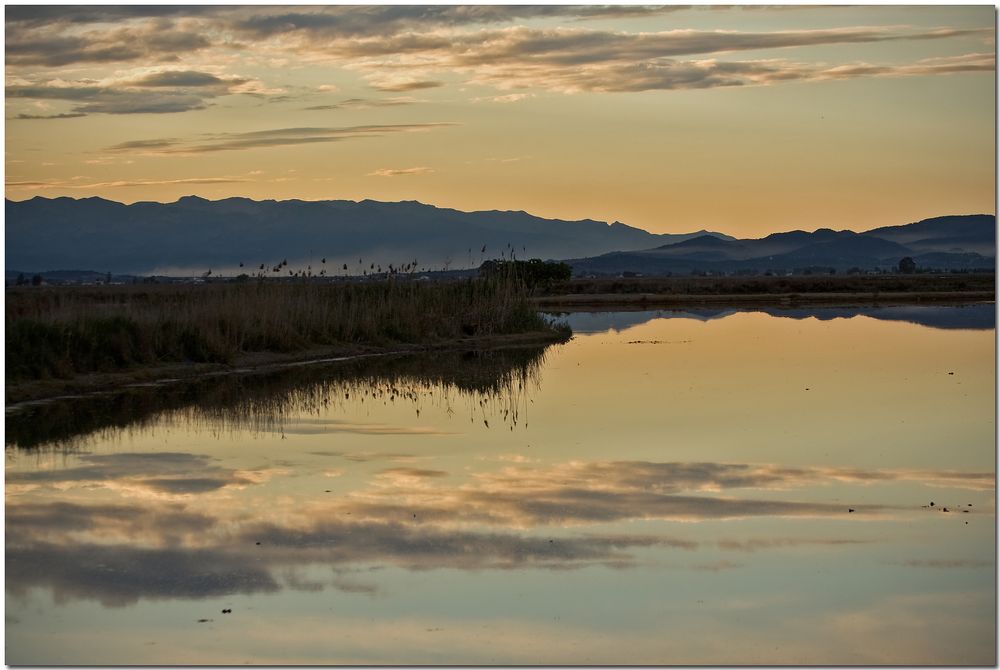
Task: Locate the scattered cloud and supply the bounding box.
[376,467,449,479]
[5,19,213,67]
[303,96,418,111]
[126,70,247,88]
[4,7,990,101]
[5,501,216,546]
[367,166,435,177]
[5,176,251,191]
[330,459,995,527]
[105,123,456,155]
[12,112,86,120]
[305,25,993,93]
[223,6,678,41]
[6,70,261,116]
[473,93,533,103]
[5,452,265,496]
[15,451,970,608]
[5,542,280,607]
[370,80,444,92]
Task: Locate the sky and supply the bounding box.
[4,4,996,237]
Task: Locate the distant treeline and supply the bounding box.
[479,259,572,288]
[539,273,996,297]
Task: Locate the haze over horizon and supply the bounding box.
[5,5,996,238]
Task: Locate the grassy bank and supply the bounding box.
[7,276,566,386]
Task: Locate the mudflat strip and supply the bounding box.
[533,291,995,308]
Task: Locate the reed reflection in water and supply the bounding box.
[6,345,550,450]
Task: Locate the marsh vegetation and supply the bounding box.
[6,273,565,385]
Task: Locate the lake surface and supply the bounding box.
[6,304,996,665]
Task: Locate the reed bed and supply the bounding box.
[7,273,560,382]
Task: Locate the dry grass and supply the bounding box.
[7,275,561,382]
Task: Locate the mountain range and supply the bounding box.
[566,215,995,275]
[5,196,732,275]
[5,197,994,276]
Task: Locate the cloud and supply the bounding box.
[367,166,435,177]
[4,496,702,607]
[12,112,86,120]
[328,25,989,63]
[6,70,256,115]
[459,51,996,94]
[4,6,216,26]
[105,123,456,155]
[473,93,533,103]
[5,452,261,496]
[370,80,444,92]
[8,454,917,608]
[5,19,213,67]
[103,138,180,151]
[5,542,281,607]
[322,25,992,93]
[5,501,216,546]
[236,518,688,571]
[5,9,990,103]
[225,6,683,41]
[303,96,418,111]
[330,459,994,527]
[6,176,251,191]
[377,468,449,479]
[126,70,247,88]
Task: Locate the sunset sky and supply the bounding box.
[4,4,996,237]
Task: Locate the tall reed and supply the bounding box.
[7,273,562,382]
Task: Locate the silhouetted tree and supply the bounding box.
[898,256,917,274]
[31,274,43,286]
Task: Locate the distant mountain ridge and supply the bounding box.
[566,215,995,275]
[5,196,734,275]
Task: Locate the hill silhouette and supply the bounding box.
[5,196,734,275]
[566,215,995,275]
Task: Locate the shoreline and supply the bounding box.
[8,293,994,406]
[6,330,568,407]
[532,290,995,309]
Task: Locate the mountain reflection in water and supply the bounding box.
[554,302,995,334]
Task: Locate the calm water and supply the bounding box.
[6,305,996,665]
